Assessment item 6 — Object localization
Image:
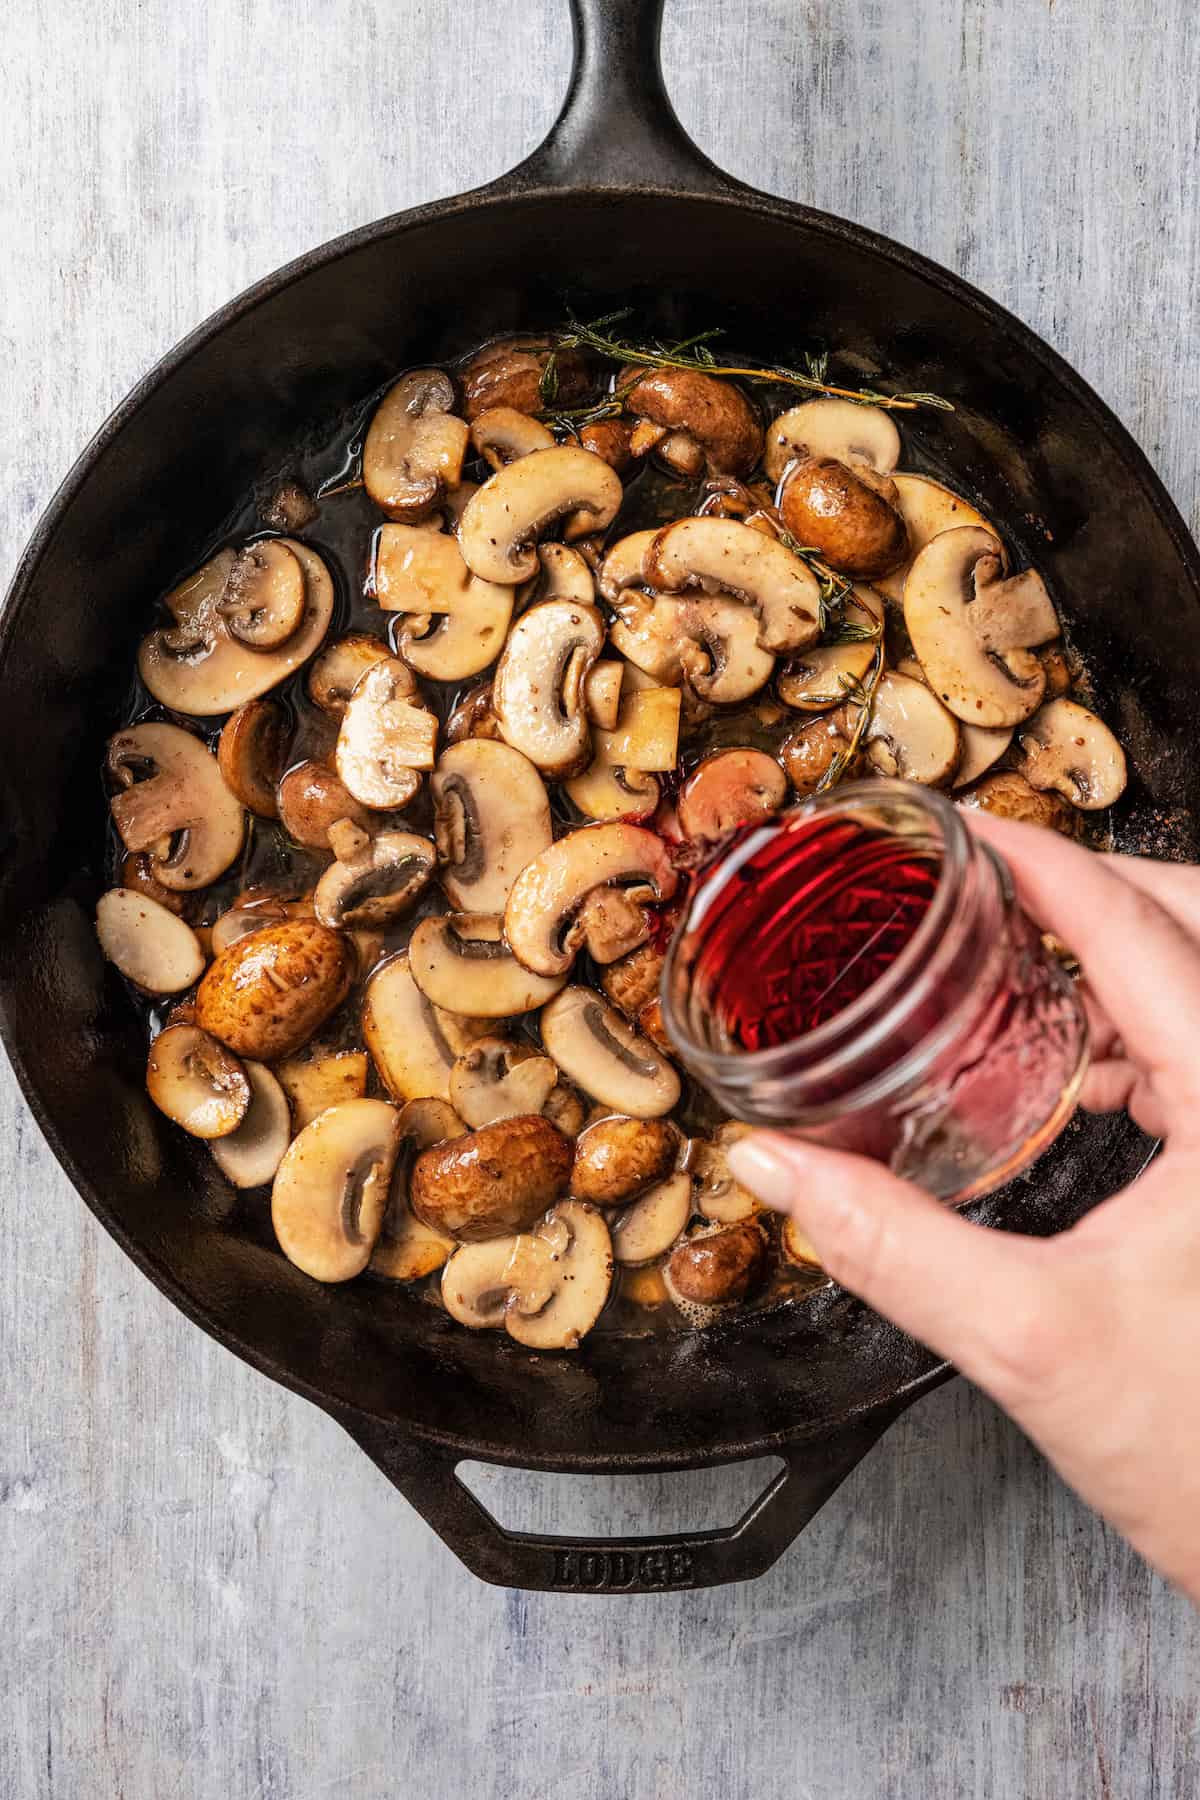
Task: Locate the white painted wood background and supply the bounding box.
[3,2,1200,1795]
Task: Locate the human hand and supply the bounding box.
[726,814,1200,1601]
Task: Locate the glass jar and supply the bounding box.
[661,779,1088,1203]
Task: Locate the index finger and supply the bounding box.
[961,812,1200,1090]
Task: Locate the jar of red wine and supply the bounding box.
[661,779,1089,1204]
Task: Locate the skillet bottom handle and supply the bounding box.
[340,1410,903,1593]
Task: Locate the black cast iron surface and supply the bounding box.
[0,0,1192,1590]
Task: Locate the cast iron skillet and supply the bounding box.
[1,0,1196,1593]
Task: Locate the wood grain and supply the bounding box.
[2,2,1199,1795]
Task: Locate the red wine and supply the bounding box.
[691,812,941,1051]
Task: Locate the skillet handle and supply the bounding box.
[493,0,744,196]
[339,1407,903,1592]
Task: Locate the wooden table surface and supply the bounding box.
[3,2,1199,1795]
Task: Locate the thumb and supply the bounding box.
[727,1131,1051,1395]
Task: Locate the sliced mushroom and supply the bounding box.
[663,1220,768,1321]
[505,1201,613,1349]
[1014,698,1128,810]
[953,722,1014,788]
[591,687,681,773]
[146,1023,250,1139]
[764,398,901,486]
[277,760,378,849]
[540,987,681,1118]
[138,540,334,715]
[211,1062,292,1188]
[441,1234,526,1329]
[96,888,205,994]
[905,527,1059,727]
[408,912,567,1016]
[1038,643,1073,699]
[370,1097,465,1281]
[610,1172,692,1268]
[459,336,589,420]
[677,748,788,844]
[565,761,661,822]
[598,529,660,603]
[956,770,1078,834]
[314,830,436,929]
[493,598,605,776]
[646,517,821,655]
[411,1113,573,1241]
[690,1124,762,1225]
[776,585,883,711]
[271,1098,400,1282]
[600,941,666,1019]
[864,671,961,785]
[570,1115,678,1205]
[374,523,514,681]
[469,405,555,469]
[445,681,502,744]
[107,721,245,891]
[674,598,777,705]
[874,474,1000,604]
[781,1215,823,1270]
[217,540,306,648]
[195,920,353,1062]
[458,448,623,585]
[778,457,908,580]
[574,886,653,963]
[363,370,469,521]
[583,660,624,730]
[431,739,552,912]
[362,954,456,1101]
[274,1046,369,1131]
[217,698,289,817]
[336,658,437,808]
[504,823,678,978]
[307,634,392,714]
[621,367,762,476]
[449,1036,559,1127]
[521,542,597,611]
[120,851,191,917]
[210,893,303,956]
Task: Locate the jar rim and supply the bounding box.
[661,778,971,1080]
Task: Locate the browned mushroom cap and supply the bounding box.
[431,739,552,912]
[578,417,636,473]
[411,1113,573,1241]
[540,987,681,1118]
[764,399,901,486]
[217,540,306,648]
[776,585,883,712]
[663,1220,768,1320]
[645,517,822,655]
[274,1045,369,1131]
[600,941,666,1018]
[276,760,379,849]
[369,1097,465,1281]
[469,405,555,469]
[458,448,623,585]
[779,705,861,798]
[448,1037,559,1128]
[905,527,1060,728]
[374,524,514,682]
[217,698,289,818]
[677,749,788,844]
[96,888,206,994]
[445,681,502,745]
[314,830,436,930]
[874,474,999,605]
[139,540,335,715]
[107,721,245,891]
[570,1115,678,1205]
[610,1172,692,1268]
[146,1023,250,1139]
[307,634,392,714]
[335,657,437,809]
[408,912,567,1016]
[493,598,605,777]
[621,367,762,476]
[271,1098,401,1282]
[1013,699,1127,810]
[210,1062,293,1189]
[778,457,908,580]
[258,478,318,533]
[458,336,587,419]
[363,369,469,521]
[956,769,1078,834]
[864,672,961,786]
[505,823,678,978]
[195,920,354,1061]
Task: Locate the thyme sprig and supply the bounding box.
[541,308,953,413]
[815,652,885,793]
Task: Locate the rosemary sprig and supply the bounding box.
[546,309,954,413]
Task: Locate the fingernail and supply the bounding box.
[727,1133,810,1213]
